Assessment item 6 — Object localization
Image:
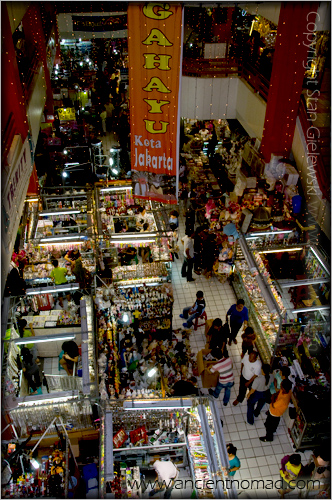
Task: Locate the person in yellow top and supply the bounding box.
[17,319,35,350]
[260,379,292,442]
[278,454,302,498]
[50,260,68,285]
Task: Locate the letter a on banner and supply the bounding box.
[128,3,183,204]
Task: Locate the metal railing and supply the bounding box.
[43,372,83,392]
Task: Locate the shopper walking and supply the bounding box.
[180,290,205,329]
[207,318,228,355]
[246,363,273,425]
[241,326,256,358]
[233,350,262,406]
[181,232,195,282]
[149,459,179,499]
[226,299,248,345]
[20,347,42,395]
[260,379,292,442]
[208,348,234,406]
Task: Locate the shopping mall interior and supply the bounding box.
[1,1,331,499]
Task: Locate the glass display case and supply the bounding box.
[99,398,237,499]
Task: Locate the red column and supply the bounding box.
[26,164,39,196]
[23,4,54,115]
[260,2,318,162]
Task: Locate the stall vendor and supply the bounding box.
[59,340,79,376]
[64,248,81,269]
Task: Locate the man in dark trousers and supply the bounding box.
[180,290,206,329]
[181,232,195,282]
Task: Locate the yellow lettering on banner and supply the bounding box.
[142,29,173,46]
[143,3,173,20]
[143,77,171,93]
[143,99,170,113]
[143,53,172,70]
[144,119,169,134]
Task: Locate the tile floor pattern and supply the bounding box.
[169,215,313,498]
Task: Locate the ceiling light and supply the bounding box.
[147,367,157,377]
[30,459,39,469]
[257,248,303,254]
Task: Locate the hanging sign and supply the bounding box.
[128,3,183,204]
[58,107,76,121]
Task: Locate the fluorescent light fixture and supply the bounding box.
[30,459,39,469]
[100,186,132,193]
[79,61,83,66]
[257,248,303,254]
[40,210,80,216]
[15,334,75,345]
[25,198,39,203]
[147,368,157,377]
[123,399,192,410]
[109,158,114,166]
[64,162,80,168]
[111,238,155,244]
[111,168,119,175]
[40,235,84,242]
[291,305,330,314]
[281,278,330,288]
[111,233,157,239]
[26,284,80,295]
[18,394,79,406]
[39,241,84,247]
[246,230,293,237]
[62,172,68,178]
[122,313,129,323]
[309,246,330,275]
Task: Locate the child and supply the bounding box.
[50,259,68,285]
[226,443,241,476]
[278,454,302,498]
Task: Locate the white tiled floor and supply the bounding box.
[171,215,313,498]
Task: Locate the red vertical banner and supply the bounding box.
[128,3,183,204]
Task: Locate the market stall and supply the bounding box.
[231,234,330,450]
[3,293,97,414]
[95,284,200,401]
[94,184,173,270]
[99,397,237,499]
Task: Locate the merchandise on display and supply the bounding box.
[100,399,234,499]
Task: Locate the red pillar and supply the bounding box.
[23,4,54,115]
[260,2,318,162]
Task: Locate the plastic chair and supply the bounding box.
[194,311,207,331]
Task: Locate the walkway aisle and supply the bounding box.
[171,216,312,498]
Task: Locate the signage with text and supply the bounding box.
[128,2,183,204]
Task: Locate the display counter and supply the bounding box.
[99,398,237,499]
[3,294,96,415]
[95,283,199,401]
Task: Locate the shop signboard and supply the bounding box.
[128,2,183,204]
[72,15,127,32]
[2,134,33,256]
[58,107,76,121]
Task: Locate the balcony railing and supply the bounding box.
[240,62,270,101]
[182,57,241,78]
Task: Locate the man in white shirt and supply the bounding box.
[233,349,262,406]
[149,459,178,499]
[181,232,195,282]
